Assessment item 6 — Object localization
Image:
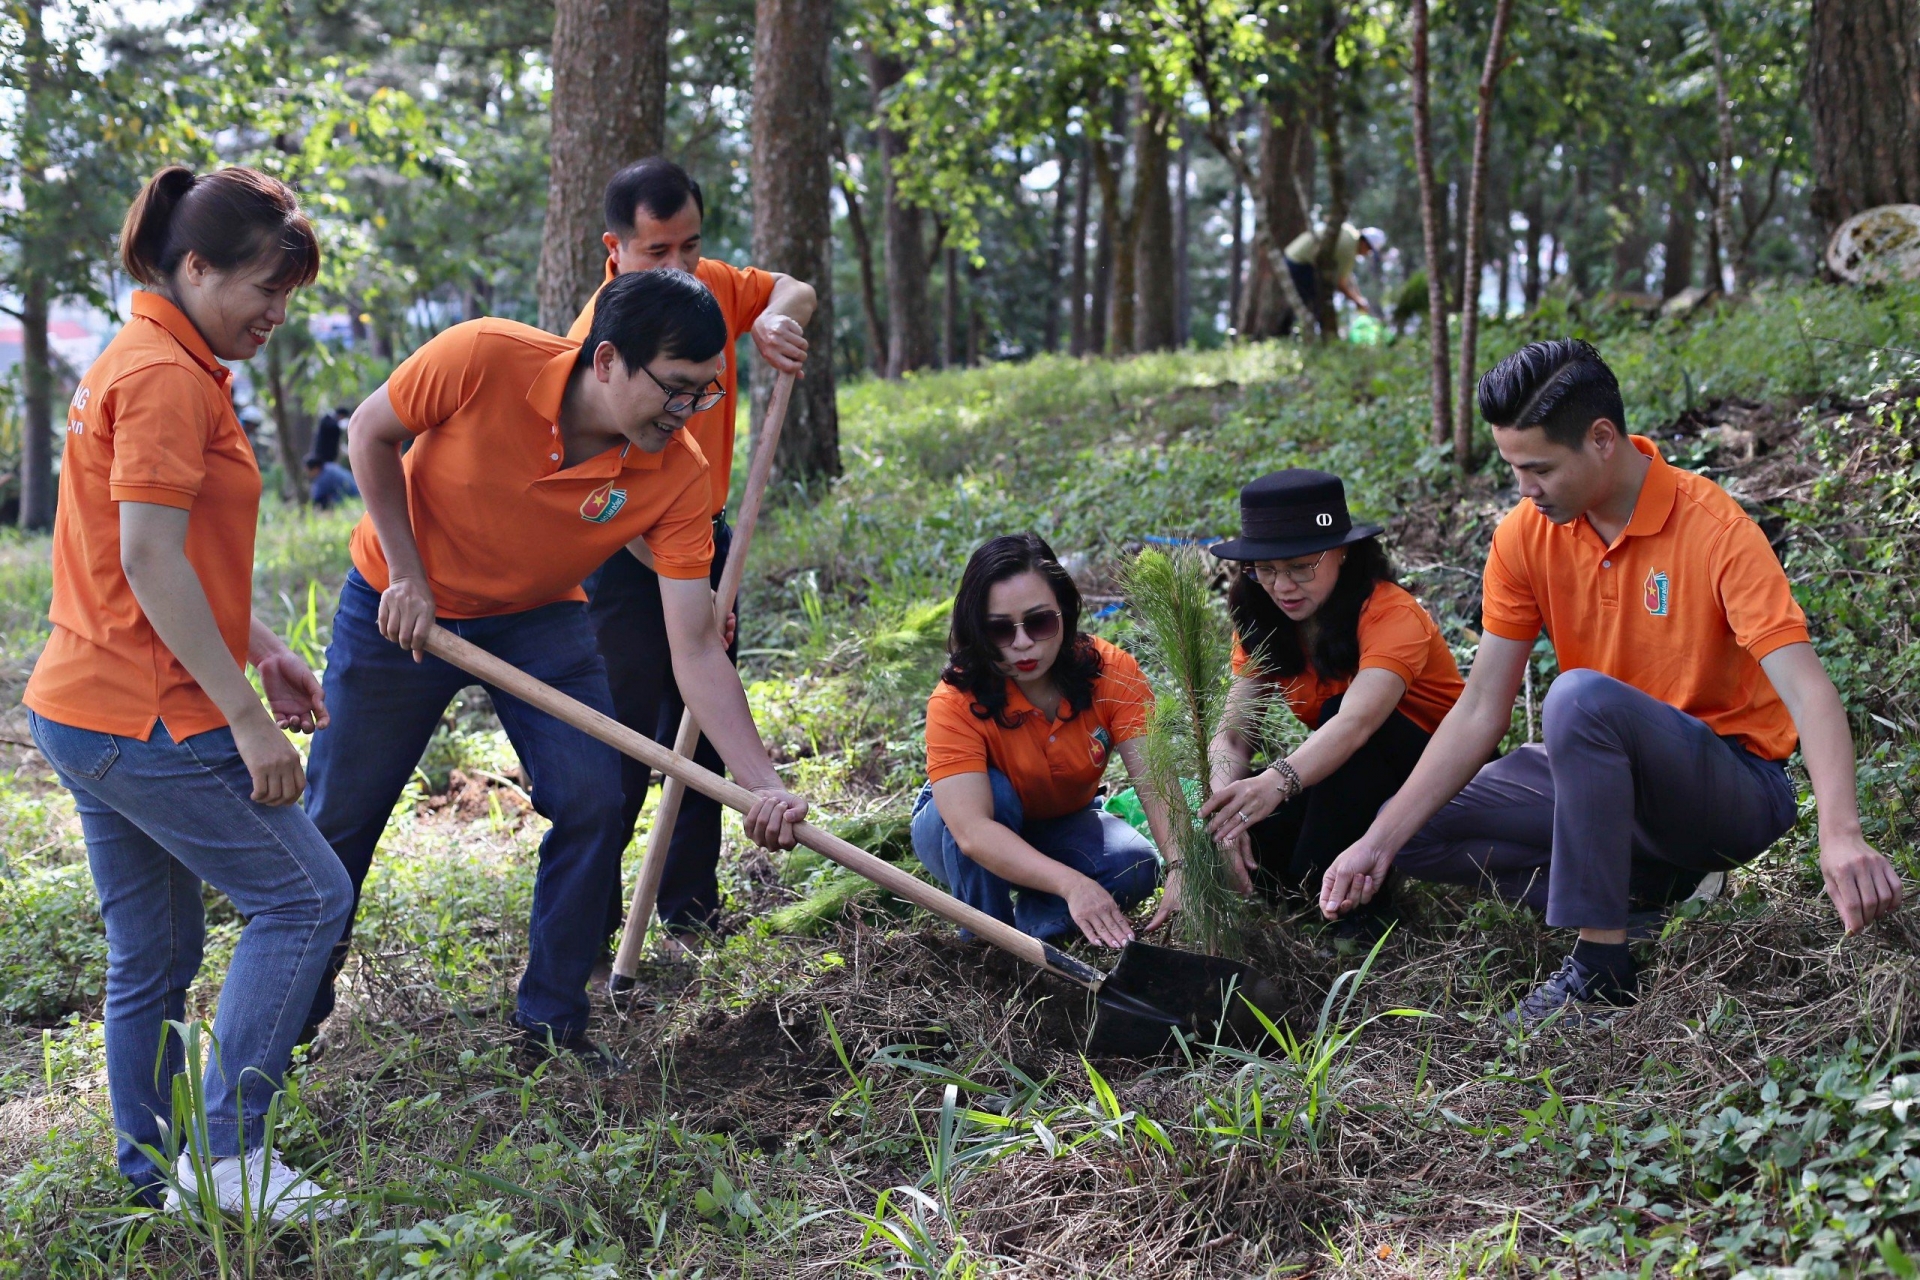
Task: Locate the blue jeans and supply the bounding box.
[302,570,626,1041]
[909,770,1158,940]
[28,713,353,1199]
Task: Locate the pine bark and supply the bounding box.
[1453,0,1514,467]
[1807,0,1920,230]
[752,0,838,483]
[1411,0,1452,447]
[867,50,933,377]
[16,0,53,530]
[1308,0,1348,341]
[1661,168,1696,298]
[1068,136,1092,356]
[1044,142,1073,353]
[1133,100,1177,353]
[536,0,667,333]
[836,136,887,375]
[1172,135,1190,347]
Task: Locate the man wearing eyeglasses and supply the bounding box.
[297,269,808,1075]
[567,157,816,956]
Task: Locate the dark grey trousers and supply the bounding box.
[1396,669,1797,929]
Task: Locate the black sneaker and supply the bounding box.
[517,1028,629,1078]
[1507,953,1637,1030]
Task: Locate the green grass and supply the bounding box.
[2,284,1918,1276]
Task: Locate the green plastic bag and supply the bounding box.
[1104,780,1203,841]
[1347,312,1385,345]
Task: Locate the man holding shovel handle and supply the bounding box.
[297,268,806,1075]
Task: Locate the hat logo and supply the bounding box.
[1316,512,1333,527]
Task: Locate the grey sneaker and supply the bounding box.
[1507,954,1637,1030]
[164,1150,347,1222]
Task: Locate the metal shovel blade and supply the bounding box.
[1084,940,1288,1056]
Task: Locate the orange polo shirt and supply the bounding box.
[1481,435,1810,759]
[924,636,1154,822]
[1231,581,1464,734]
[348,318,714,618]
[25,292,262,741]
[569,257,775,517]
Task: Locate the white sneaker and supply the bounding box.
[164,1150,347,1223]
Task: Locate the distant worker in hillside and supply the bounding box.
[305,454,358,509]
[1321,339,1905,1027]
[1179,469,1465,950]
[569,158,817,957]
[912,534,1178,949]
[297,269,808,1076]
[310,402,352,465]
[1283,223,1386,319]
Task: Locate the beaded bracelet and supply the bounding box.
[1269,759,1303,803]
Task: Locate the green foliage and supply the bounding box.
[367,1204,624,1280]
[1122,547,1244,956]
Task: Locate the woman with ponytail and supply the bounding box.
[23,165,351,1219]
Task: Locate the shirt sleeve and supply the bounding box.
[1712,514,1811,659]
[701,260,778,335]
[924,686,991,782]
[1095,643,1155,744]
[1479,511,1544,643]
[104,363,218,509]
[385,323,484,436]
[641,443,718,580]
[1355,597,1434,689]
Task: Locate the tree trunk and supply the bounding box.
[1806,0,1920,231]
[1090,149,1114,355]
[1309,1,1349,341]
[941,245,957,368]
[1104,90,1140,357]
[836,138,887,376]
[18,277,54,530]
[966,261,983,366]
[1705,19,1742,294]
[1452,0,1513,469]
[1231,98,1311,339]
[536,0,668,333]
[1044,142,1073,353]
[1133,99,1177,353]
[868,50,933,377]
[1172,133,1191,347]
[1227,170,1245,335]
[1522,188,1544,310]
[263,337,313,505]
[752,0,838,484]
[1068,135,1091,355]
[1661,167,1696,298]
[1411,0,1452,448]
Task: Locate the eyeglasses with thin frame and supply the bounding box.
[1249,552,1330,585]
[638,362,725,415]
[984,608,1062,648]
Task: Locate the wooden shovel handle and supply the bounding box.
[423,625,1105,994]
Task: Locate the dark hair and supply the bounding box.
[577,269,728,373]
[1477,338,1625,450]
[120,165,320,290]
[604,158,705,236]
[1227,538,1397,685]
[940,533,1103,730]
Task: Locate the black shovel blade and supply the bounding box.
[1085,940,1286,1057]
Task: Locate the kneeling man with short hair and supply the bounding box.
[1320,338,1904,1027]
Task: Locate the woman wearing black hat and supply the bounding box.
[1181,469,1464,943]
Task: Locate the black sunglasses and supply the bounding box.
[984,608,1062,648]
[639,362,725,415]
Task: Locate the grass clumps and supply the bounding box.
[1122,546,1246,957]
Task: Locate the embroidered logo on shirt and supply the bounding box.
[1644,569,1670,616]
[581,482,627,524]
[1090,726,1111,766]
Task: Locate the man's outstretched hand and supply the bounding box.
[1319,840,1395,919]
[1819,831,1904,933]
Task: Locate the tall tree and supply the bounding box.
[1307,0,1349,341]
[1044,140,1073,352]
[1068,135,1092,355]
[752,0,839,482]
[1806,0,1920,231]
[1411,0,1452,448]
[835,133,888,375]
[866,47,934,375]
[1133,97,1177,353]
[1452,0,1515,468]
[1172,132,1191,347]
[535,0,668,333]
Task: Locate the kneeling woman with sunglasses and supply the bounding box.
[1192,470,1465,943]
[912,534,1178,948]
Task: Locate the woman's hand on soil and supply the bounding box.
[1066,878,1135,949]
[232,709,305,806]
[744,785,807,850]
[1145,868,1181,931]
[257,650,329,733]
[378,576,438,660]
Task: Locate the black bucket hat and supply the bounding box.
[1207,468,1384,562]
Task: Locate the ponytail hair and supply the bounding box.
[120,165,321,290]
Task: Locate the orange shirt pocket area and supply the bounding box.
[24,292,262,741]
[1230,581,1463,734]
[1478,435,1809,759]
[923,636,1153,822]
[348,319,715,618]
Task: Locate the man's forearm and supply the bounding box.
[766,275,817,328]
[351,438,427,584]
[672,640,782,791]
[1765,645,1863,838]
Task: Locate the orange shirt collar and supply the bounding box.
[130,291,229,385]
[525,347,671,475]
[1622,435,1679,539]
